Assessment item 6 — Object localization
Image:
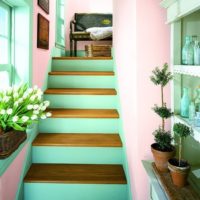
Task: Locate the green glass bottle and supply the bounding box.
[182,36,194,65]
[181,88,190,118]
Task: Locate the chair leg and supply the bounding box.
[74,41,77,57]
[70,39,73,57]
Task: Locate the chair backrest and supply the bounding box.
[74,13,112,31]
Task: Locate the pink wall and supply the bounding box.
[65,0,113,51]
[113,0,170,199]
[32,0,56,87]
[0,145,28,200]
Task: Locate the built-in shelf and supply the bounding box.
[174,115,200,143]
[173,65,200,77]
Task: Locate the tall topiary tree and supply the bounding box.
[151,63,173,151]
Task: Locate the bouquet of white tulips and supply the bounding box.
[0,84,51,134]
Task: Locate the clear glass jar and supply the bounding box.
[182,36,194,65]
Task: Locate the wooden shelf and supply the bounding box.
[174,115,200,143]
[152,163,200,200]
[173,65,200,77]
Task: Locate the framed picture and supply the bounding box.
[38,0,49,14]
[37,14,49,50]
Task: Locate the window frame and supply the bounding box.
[55,0,65,49]
[0,1,12,86]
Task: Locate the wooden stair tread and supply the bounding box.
[44,88,117,95]
[52,56,112,60]
[33,133,122,147]
[24,164,127,184]
[49,71,114,76]
[47,108,119,118]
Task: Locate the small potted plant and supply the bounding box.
[168,123,192,187]
[151,63,175,172]
[0,83,51,159]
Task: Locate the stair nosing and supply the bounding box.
[44,88,117,95]
[46,108,119,119]
[52,57,113,60]
[24,164,127,184]
[48,71,115,76]
[32,133,123,147]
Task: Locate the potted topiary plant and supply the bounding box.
[151,63,175,172]
[168,123,192,187]
[0,83,51,159]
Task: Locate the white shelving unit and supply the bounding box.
[144,1,200,200]
[173,65,200,77]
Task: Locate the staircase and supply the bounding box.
[24,57,129,200]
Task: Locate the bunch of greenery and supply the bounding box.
[173,123,191,166]
[151,63,173,151]
[0,83,51,134]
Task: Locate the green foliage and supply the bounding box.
[0,84,51,133]
[154,127,173,150]
[150,63,173,87]
[153,104,173,119]
[173,123,192,138]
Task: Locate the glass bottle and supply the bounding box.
[194,40,200,65]
[189,101,196,122]
[181,88,190,118]
[182,36,194,65]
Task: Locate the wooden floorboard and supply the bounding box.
[32,133,122,147]
[24,164,127,184]
[44,88,117,95]
[49,71,114,76]
[47,108,119,118]
[52,57,112,60]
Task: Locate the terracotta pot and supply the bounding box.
[151,143,175,172]
[168,158,190,188]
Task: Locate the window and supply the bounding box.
[56,0,65,48]
[0,1,12,90]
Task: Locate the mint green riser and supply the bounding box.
[44,95,117,109]
[52,60,114,71]
[48,76,115,88]
[39,118,119,133]
[24,184,128,200]
[32,147,123,164]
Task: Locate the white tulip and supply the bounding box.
[7,108,13,115]
[33,104,39,110]
[18,98,23,103]
[7,87,13,95]
[13,93,19,99]
[31,115,37,120]
[23,92,29,99]
[0,109,6,114]
[30,95,36,102]
[12,116,19,122]
[3,96,10,102]
[46,112,52,117]
[27,88,33,94]
[41,105,47,111]
[40,114,47,119]
[33,110,39,115]
[44,101,50,107]
[14,101,19,107]
[27,105,33,110]
[22,116,29,122]
[33,85,38,90]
